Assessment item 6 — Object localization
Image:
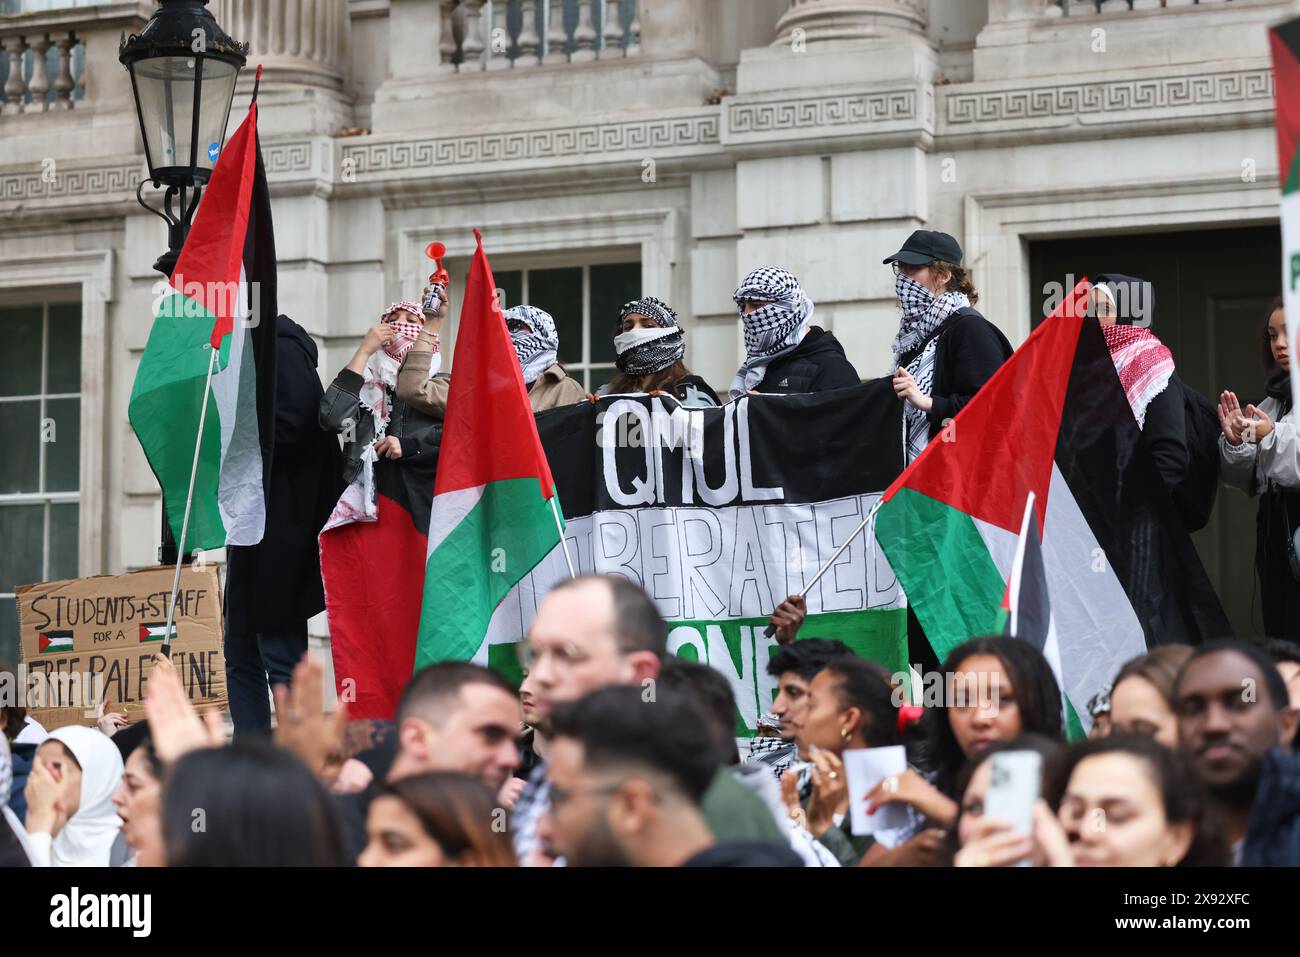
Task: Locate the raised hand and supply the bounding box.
[768,594,807,645]
[273,653,348,787]
[144,654,224,764]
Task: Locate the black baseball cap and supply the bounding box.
[882,230,963,266]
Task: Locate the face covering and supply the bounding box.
[505,305,559,386]
[889,270,970,464]
[729,266,813,398]
[614,297,686,375]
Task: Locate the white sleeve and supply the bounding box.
[1219,432,1258,491]
[1257,415,1300,488]
[24,830,52,867]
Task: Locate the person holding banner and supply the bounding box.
[729,266,859,398]
[599,296,720,407]
[504,305,588,411]
[1218,297,1300,640]
[884,230,1011,465]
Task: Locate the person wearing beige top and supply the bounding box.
[396,298,585,416]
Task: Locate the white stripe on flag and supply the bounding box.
[211,267,265,545]
[425,484,485,559]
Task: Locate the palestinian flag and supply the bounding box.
[1000,491,1075,737]
[38,630,73,654]
[139,622,177,644]
[127,98,278,554]
[413,230,564,676]
[1271,16,1300,407]
[876,280,1231,730]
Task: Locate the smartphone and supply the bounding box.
[984,750,1041,865]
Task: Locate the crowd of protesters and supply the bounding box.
[4,227,1300,867]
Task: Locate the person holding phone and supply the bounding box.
[945,736,1071,868]
[1218,296,1300,640]
[870,636,1066,831]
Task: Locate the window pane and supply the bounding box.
[0,400,40,493]
[49,502,78,582]
[0,505,44,594]
[589,364,618,394]
[527,268,583,365]
[44,398,80,492]
[0,306,43,397]
[589,263,643,365]
[47,303,82,394]
[0,597,18,669]
[495,270,523,316]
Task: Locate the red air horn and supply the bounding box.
[422,241,449,316]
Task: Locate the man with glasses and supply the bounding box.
[540,685,803,867]
[512,574,666,865]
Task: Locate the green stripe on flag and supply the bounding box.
[876,487,1006,662]
[128,292,232,553]
[417,477,559,668]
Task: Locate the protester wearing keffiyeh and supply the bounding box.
[614,296,685,375]
[505,305,560,386]
[890,272,970,464]
[730,266,814,398]
[1092,276,1174,429]
[323,300,430,531]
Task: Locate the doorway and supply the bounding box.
[1029,224,1282,641]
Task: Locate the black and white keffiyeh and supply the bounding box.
[505,305,559,385]
[729,266,814,398]
[614,296,686,375]
[890,273,969,464]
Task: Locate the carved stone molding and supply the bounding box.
[944,68,1274,128]
[340,112,721,175]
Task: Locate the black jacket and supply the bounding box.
[754,327,860,394]
[911,308,1013,436]
[1243,747,1300,866]
[1141,374,1189,489]
[681,840,805,867]
[225,316,346,634]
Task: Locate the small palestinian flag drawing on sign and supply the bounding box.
[139,622,177,644]
[38,630,73,654]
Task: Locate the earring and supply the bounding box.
[841,727,852,744]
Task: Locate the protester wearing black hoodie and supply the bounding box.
[225,315,345,736]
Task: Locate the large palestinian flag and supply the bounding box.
[876,280,1231,730]
[415,231,564,671]
[1271,16,1300,407]
[128,100,278,554]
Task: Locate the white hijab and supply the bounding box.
[45,726,123,867]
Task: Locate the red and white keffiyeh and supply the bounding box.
[323,300,437,532]
[1102,324,1175,429]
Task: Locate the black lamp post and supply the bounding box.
[121,0,247,563]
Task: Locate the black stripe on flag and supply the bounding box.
[1055,317,1231,645]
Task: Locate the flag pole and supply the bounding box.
[160,346,219,657]
[763,494,887,638]
[548,495,576,579]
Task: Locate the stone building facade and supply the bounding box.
[1,0,1295,660]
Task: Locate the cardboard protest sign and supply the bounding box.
[14,565,226,731]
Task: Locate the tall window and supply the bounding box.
[494,259,641,392]
[0,302,80,665]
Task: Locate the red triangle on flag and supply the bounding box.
[433,230,557,501]
[38,633,51,653]
[883,280,1090,534]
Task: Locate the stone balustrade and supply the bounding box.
[441,0,641,72]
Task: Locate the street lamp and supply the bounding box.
[120,0,247,277]
[120,0,247,564]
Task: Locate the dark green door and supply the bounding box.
[1029,225,1281,640]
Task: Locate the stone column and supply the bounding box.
[773,0,928,45]
[214,0,349,90]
